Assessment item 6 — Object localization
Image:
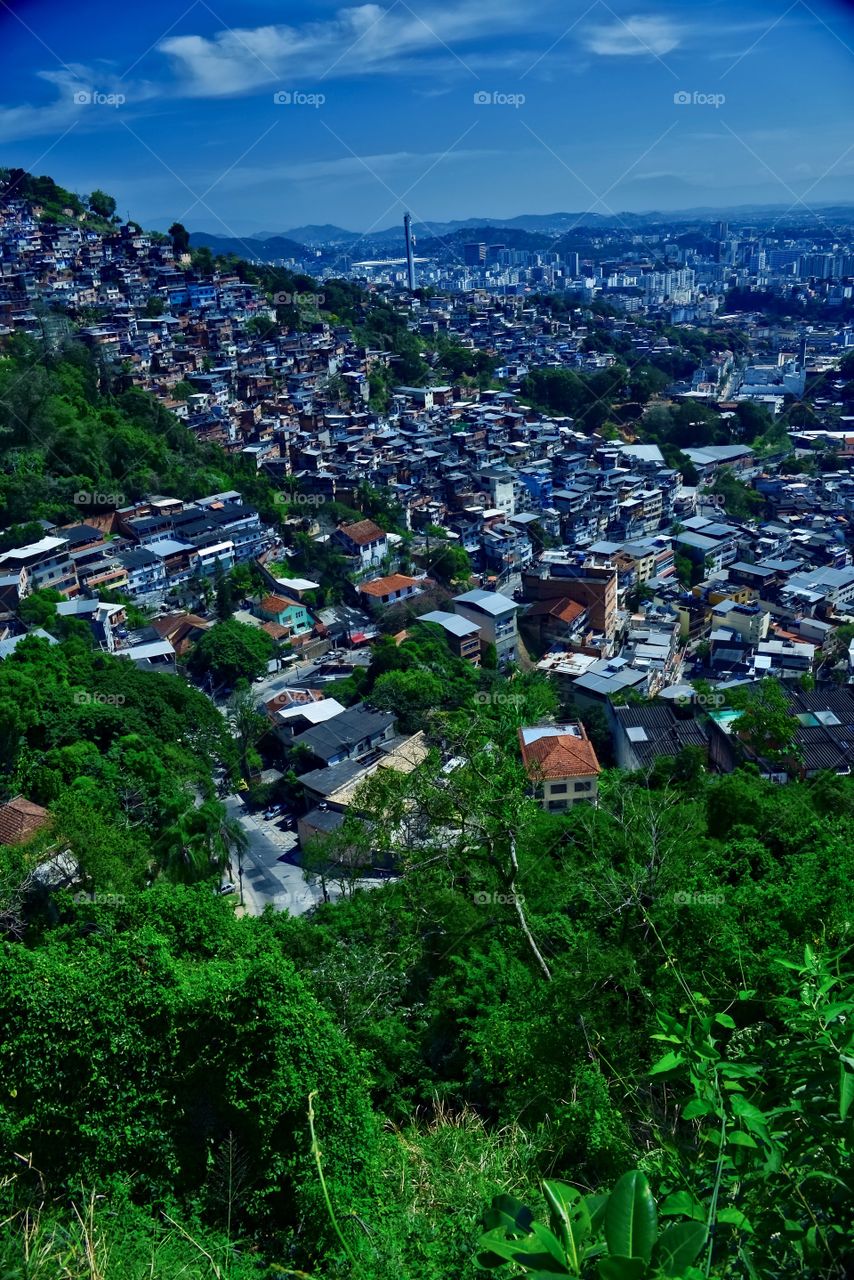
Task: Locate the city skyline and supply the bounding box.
[1,0,854,237]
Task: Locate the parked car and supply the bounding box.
[218,882,236,895]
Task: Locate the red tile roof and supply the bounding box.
[518,725,601,781]
[260,621,291,640]
[260,594,298,613]
[337,519,385,546]
[358,574,420,598]
[0,795,50,846]
[526,597,586,624]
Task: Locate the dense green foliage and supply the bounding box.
[6,665,851,1276]
[0,338,276,525]
[188,618,275,687]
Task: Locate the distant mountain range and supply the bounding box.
[189,201,854,260]
[189,231,317,262]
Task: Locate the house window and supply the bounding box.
[548,799,567,811]
[550,783,568,795]
[574,779,593,793]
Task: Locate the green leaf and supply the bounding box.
[728,1131,759,1148]
[681,1098,716,1120]
[714,1013,736,1029]
[597,1257,647,1280]
[649,1051,683,1076]
[655,1221,708,1276]
[840,1064,854,1121]
[659,1191,706,1221]
[483,1194,535,1235]
[716,1208,753,1232]
[719,1063,763,1079]
[604,1172,657,1263]
[543,1180,591,1274]
[476,1227,570,1274]
[530,1222,575,1272]
[587,1194,609,1233]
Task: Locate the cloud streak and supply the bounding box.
[158,1,526,96]
[581,14,682,57]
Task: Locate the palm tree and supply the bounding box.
[207,805,250,906]
[153,798,247,890]
[152,800,216,884]
[226,687,267,781]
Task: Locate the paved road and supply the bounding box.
[496,572,522,599]
[225,796,328,916]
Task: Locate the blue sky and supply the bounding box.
[1,0,853,236]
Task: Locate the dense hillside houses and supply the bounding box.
[3,178,854,777]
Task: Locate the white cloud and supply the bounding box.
[0,66,157,143]
[582,14,681,57]
[158,1,525,96]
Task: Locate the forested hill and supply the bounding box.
[0,336,276,528]
[0,642,852,1276]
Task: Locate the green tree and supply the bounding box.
[87,189,117,219]
[168,221,190,256]
[731,677,801,768]
[227,684,268,780]
[188,619,274,687]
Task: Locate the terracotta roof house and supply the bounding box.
[336,519,385,546]
[0,795,50,845]
[332,519,388,568]
[518,723,601,811]
[149,611,210,656]
[523,596,588,648]
[357,573,425,611]
[256,594,312,636]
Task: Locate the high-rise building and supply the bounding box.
[463,242,487,267]
[403,212,416,291]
